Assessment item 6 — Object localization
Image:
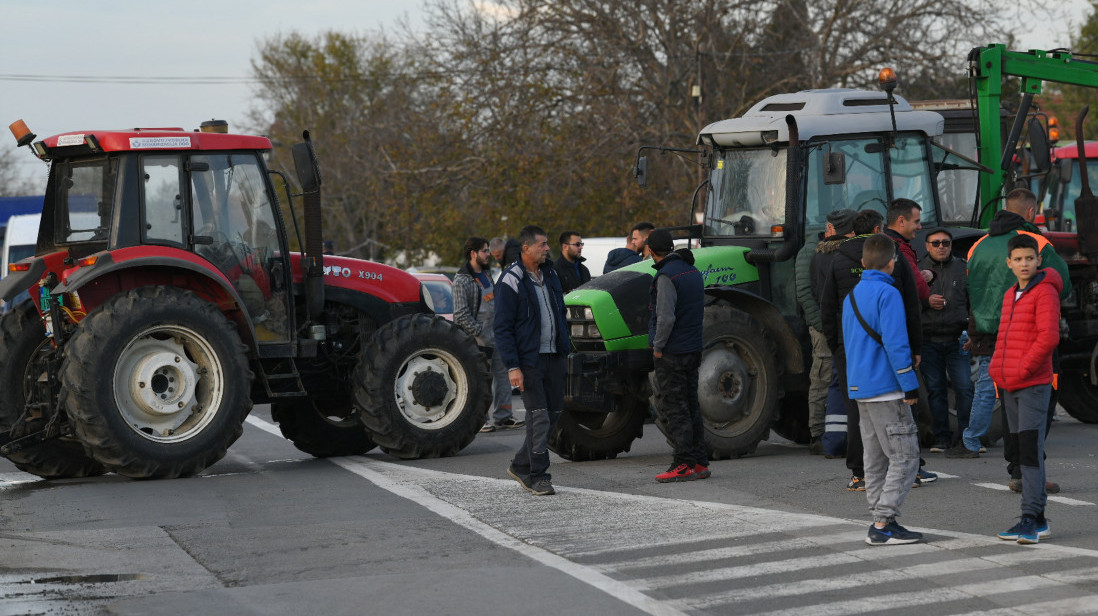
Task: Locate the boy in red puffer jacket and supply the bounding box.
[989,234,1061,545]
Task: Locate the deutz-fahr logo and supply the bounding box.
[699,263,737,285]
[324,265,383,281]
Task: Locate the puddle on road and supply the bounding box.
[16,573,146,585]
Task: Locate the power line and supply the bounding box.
[0,74,255,85]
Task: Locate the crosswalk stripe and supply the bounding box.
[241,418,1098,616]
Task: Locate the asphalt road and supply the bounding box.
[1,402,1096,616]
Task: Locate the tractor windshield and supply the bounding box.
[704,148,788,236]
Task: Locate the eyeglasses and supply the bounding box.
[565,242,584,247]
[927,240,951,247]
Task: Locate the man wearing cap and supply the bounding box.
[796,209,857,454]
[645,229,709,482]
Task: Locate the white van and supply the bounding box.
[1,213,40,311]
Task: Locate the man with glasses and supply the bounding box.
[918,229,974,455]
[553,230,591,294]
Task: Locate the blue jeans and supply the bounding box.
[488,349,514,425]
[963,355,995,452]
[510,354,565,482]
[920,338,974,445]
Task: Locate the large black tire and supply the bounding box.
[354,314,490,459]
[272,304,377,457]
[0,302,104,479]
[549,396,647,461]
[1056,370,1098,423]
[272,397,376,457]
[685,304,779,459]
[61,288,253,479]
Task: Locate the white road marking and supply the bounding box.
[974,481,1096,506]
[330,455,690,616]
[242,416,1098,616]
[0,471,41,488]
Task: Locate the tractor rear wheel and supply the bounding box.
[0,302,104,479]
[62,287,253,479]
[272,397,376,457]
[354,314,490,459]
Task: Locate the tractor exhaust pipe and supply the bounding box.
[291,131,326,326]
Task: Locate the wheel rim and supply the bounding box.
[391,347,468,430]
[113,325,225,443]
[698,338,765,433]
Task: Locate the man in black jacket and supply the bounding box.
[553,230,591,293]
[918,228,973,454]
[645,229,708,483]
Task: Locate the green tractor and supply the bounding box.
[553,81,986,461]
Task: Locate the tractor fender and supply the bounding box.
[703,286,804,376]
[318,285,425,328]
[53,249,263,352]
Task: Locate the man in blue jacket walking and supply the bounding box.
[496,225,570,496]
[843,234,923,545]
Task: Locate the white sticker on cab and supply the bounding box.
[129,137,192,149]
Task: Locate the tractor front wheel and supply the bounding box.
[61,287,253,479]
[354,314,489,459]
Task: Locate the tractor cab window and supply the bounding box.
[803,133,939,240]
[932,134,982,225]
[50,157,115,245]
[189,153,288,342]
[705,148,787,236]
[141,155,185,246]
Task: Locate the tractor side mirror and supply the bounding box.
[634,156,648,187]
[1059,157,1073,184]
[1028,119,1051,173]
[824,152,846,185]
[291,131,322,193]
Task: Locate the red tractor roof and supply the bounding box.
[42,128,272,152]
[1052,141,1098,159]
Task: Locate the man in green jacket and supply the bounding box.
[964,188,1070,491]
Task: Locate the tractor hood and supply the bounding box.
[565,245,758,348]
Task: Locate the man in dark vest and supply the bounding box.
[645,229,709,482]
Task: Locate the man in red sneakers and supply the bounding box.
[645,229,709,483]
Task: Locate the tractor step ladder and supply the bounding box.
[259,358,308,398]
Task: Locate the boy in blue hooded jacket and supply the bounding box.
[842,234,924,546]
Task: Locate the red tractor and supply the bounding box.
[0,120,490,479]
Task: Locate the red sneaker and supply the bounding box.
[656,463,698,483]
[693,465,711,480]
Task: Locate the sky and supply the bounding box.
[0,0,1093,186]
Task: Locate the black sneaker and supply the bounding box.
[497,418,525,430]
[929,440,950,453]
[846,476,865,491]
[945,445,979,458]
[866,520,924,546]
[529,478,555,496]
[480,422,497,433]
